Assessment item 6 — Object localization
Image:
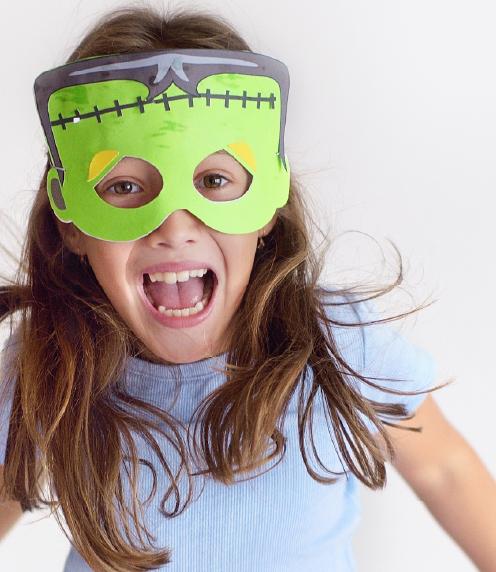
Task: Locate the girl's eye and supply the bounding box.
[195,173,230,190]
[105,180,143,195]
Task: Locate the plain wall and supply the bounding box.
[0,0,494,570]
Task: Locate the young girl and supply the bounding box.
[0,5,493,572]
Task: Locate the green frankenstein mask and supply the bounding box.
[33,49,291,242]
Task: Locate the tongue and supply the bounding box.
[145,277,205,310]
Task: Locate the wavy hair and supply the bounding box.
[0,4,450,571]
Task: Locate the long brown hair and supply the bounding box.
[0,4,450,571]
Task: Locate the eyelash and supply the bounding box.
[195,173,230,190]
[104,173,230,194]
[105,180,142,195]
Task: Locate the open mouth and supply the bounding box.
[142,269,217,317]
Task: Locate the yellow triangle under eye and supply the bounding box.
[87,150,119,182]
[227,142,256,172]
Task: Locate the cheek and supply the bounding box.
[219,233,256,260]
[220,235,257,287]
[87,245,132,297]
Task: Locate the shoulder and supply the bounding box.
[315,284,438,418]
[0,325,21,465]
[0,325,21,414]
[314,285,372,370]
[1,325,21,381]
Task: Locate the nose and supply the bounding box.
[143,209,203,248]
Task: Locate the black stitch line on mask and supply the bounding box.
[114,99,123,117]
[160,93,170,110]
[50,90,277,128]
[58,113,66,130]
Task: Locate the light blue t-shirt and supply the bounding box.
[0,292,437,571]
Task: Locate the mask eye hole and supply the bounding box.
[193,149,253,203]
[94,156,163,208]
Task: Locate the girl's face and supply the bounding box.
[60,151,276,365]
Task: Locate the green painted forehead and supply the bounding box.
[33,49,291,241]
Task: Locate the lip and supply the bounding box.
[138,269,219,329]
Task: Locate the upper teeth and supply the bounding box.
[147,268,209,284]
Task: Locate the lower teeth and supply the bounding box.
[156,286,213,317]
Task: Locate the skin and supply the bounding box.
[58,151,277,365]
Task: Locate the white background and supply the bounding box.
[0,0,494,570]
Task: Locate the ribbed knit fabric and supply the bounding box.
[0,292,438,571]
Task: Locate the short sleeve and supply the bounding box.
[0,328,20,466]
[320,289,438,431]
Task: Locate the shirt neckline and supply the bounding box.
[125,351,229,381]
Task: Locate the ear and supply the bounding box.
[56,220,86,256]
[258,211,278,239]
